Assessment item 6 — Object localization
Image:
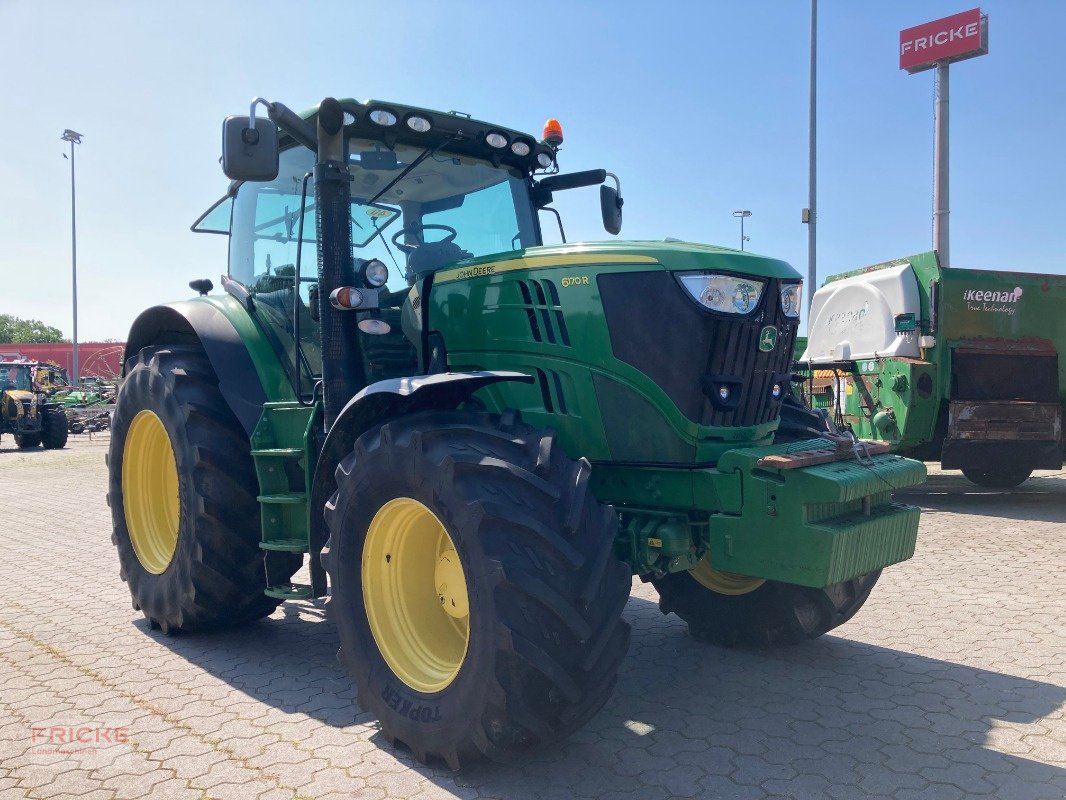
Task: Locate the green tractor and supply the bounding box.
[0,363,68,449]
[108,96,927,768]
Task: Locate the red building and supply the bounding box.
[0,342,125,379]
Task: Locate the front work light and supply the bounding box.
[780,283,802,318]
[369,109,398,126]
[537,152,554,168]
[677,273,765,315]
[406,115,432,133]
[361,259,389,288]
[485,132,508,149]
[510,140,531,156]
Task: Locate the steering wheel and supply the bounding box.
[390,223,458,254]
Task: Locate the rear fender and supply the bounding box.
[124,299,292,437]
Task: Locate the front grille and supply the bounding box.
[598,271,798,427]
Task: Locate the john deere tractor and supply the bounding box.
[1,363,68,449]
[108,97,927,768]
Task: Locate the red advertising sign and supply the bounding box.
[900,8,988,73]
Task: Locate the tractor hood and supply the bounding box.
[433,241,801,285]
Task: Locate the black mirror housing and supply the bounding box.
[600,185,623,235]
[222,115,279,181]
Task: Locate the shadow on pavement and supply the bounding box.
[896,470,1066,524]
[146,591,1066,800]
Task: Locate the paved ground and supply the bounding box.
[0,432,1063,800]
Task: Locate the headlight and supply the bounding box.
[780,283,802,318]
[677,273,765,315]
[361,259,389,288]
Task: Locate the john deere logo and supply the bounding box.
[759,326,778,352]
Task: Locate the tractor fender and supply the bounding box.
[307,371,533,568]
[124,302,269,437]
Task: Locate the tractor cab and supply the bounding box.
[194,101,613,400]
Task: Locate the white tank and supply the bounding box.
[801,263,922,363]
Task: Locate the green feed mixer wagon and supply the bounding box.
[108,96,926,767]
[800,251,1066,488]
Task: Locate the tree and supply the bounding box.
[0,314,66,343]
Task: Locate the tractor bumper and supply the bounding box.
[705,440,927,588]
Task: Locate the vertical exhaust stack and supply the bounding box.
[314,97,365,428]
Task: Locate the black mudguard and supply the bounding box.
[124,302,268,437]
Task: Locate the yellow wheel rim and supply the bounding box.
[122,410,180,575]
[689,552,765,596]
[362,498,470,693]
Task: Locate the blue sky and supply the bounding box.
[1,0,1063,340]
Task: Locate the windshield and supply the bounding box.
[229,139,539,292]
[1,365,31,390]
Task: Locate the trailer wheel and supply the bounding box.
[14,433,41,449]
[107,345,299,633]
[41,407,68,449]
[962,466,1032,488]
[654,560,882,647]
[321,409,631,768]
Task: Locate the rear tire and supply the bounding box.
[14,433,41,449]
[41,407,68,449]
[322,409,631,768]
[962,466,1032,488]
[107,345,298,633]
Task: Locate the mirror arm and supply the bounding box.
[605,171,621,195]
[246,97,318,152]
[247,97,272,130]
[268,102,319,152]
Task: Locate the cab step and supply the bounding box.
[265,583,313,600]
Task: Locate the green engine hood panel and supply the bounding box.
[434,241,802,284]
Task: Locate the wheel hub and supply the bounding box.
[435,548,469,620]
[362,498,470,693]
[122,410,180,575]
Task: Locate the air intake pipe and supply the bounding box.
[313,97,365,428]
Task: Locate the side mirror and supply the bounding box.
[600,184,623,235]
[222,115,279,181]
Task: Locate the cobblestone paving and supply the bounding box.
[0,433,1063,799]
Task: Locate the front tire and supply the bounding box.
[107,345,298,633]
[655,563,882,646]
[322,410,631,768]
[656,393,881,647]
[41,407,68,449]
[14,433,41,449]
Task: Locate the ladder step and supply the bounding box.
[257,492,307,505]
[260,539,308,552]
[265,583,313,600]
[251,448,304,458]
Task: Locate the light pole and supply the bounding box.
[732,210,751,251]
[807,0,817,311]
[61,129,83,385]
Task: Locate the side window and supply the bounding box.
[229,147,317,292]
